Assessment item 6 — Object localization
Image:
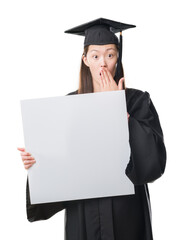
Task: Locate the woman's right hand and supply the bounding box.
[17,147,36,170]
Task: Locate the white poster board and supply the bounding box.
[21,90,134,204]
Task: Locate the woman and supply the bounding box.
[18,18,166,240]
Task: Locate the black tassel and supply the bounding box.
[114,31,123,84]
[119,31,122,62]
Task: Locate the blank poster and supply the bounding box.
[21,90,134,204]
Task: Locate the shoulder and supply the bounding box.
[65,90,78,96]
[125,87,150,103]
[125,87,151,114]
[125,87,150,98]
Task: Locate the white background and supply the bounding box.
[0,0,183,239]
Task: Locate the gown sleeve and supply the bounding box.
[125,90,167,185]
[26,179,66,222]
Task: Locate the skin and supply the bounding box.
[83,44,124,93]
[17,147,36,169]
[18,44,130,169]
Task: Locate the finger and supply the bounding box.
[106,69,114,83]
[105,69,119,91]
[100,73,104,89]
[22,156,35,161]
[24,160,36,165]
[17,147,25,152]
[118,78,124,90]
[22,157,35,163]
[102,69,110,86]
[21,152,32,156]
[24,164,34,170]
[100,70,105,88]
[127,112,130,121]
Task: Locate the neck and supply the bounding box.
[92,79,102,93]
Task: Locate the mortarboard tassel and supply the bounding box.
[114,31,124,85]
[119,31,122,62]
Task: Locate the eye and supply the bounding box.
[108,54,113,58]
[93,55,98,59]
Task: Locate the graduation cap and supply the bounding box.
[64,18,136,83]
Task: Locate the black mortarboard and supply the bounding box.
[64,18,136,83]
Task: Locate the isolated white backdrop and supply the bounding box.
[0,0,183,239]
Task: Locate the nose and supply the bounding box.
[100,57,107,68]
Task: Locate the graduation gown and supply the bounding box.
[26,88,166,240]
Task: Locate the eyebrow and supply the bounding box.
[90,48,117,53]
[106,48,117,51]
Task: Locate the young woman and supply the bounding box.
[17,18,166,240]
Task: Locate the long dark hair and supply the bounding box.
[78,45,126,94]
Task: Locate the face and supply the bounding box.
[83,44,118,85]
